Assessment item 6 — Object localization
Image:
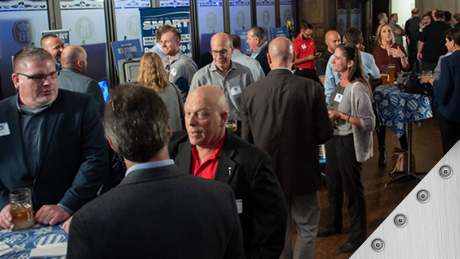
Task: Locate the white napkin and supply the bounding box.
[29,242,67,258]
[0,242,14,256]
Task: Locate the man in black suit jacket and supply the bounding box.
[168,86,287,259]
[241,37,332,259]
[247,26,271,75]
[67,84,243,259]
[0,48,108,230]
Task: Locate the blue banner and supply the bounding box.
[41,29,71,47]
[271,27,289,39]
[234,29,250,54]
[139,7,192,58]
[111,39,143,71]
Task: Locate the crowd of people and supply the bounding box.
[0,6,459,259]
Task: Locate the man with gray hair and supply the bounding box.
[58,45,105,117]
[68,84,244,258]
[247,26,271,75]
[190,32,254,136]
[242,37,332,259]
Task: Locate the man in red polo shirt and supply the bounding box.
[293,21,321,83]
[169,85,287,259]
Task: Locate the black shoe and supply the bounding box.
[317,228,341,238]
[378,147,387,166]
[338,242,361,254]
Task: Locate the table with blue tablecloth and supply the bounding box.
[373,85,433,138]
[373,85,432,186]
[0,223,67,259]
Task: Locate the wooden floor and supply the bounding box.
[307,118,443,259]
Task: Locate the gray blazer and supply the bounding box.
[58,68,105,117]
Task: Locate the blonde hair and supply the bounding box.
[375,23,395,46]
[137,52,169,92]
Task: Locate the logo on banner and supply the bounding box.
[236,11,245,27]
[75,17,94,40]
[128,15,140,35]
[262,11,270,25]
[12,20,35,45]
[206,12,217,30]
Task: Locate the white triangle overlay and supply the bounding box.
[352,140,460,258]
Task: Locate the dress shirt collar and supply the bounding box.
[125,159,175,177]
[251,41,268,58]
[16,95,53,115]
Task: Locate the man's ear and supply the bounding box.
[267,53,272,64]
[107,138,116,151]
[168,125,172,138]
[221,111,228,127]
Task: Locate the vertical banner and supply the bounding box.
[41,29,71,47]
[271,27,289,39]
[234,29,249,54]
[139,7,192,58]
[111,39,143,71]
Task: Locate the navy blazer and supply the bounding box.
[0,89,108,212]
[169,131,287,259]
[68,164,244,259]
[255,43,271,76]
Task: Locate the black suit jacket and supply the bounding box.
[241,69,332,196]
[0,90,108,212]
[67,164,244,259]
[169,132,287,259]
[255,43,271,76]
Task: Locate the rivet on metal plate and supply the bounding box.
[416,190,430,203]
[394,214,407,227]
[371,238,385,252]
[439,165,452,179]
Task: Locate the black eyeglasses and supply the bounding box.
[16,71,59,82]
[210,49,229,56]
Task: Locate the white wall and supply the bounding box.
[391,0,415,50]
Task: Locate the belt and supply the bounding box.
[296,68,315,71]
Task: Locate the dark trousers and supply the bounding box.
[408,41,420,73]
[294,68,320,83]
[377,126,408,150]
[436,110,460,155]
[325,134,367,244]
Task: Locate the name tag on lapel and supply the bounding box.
[170,67,177,77]
[0,122,10,136]
[230,86,242,96]
[236,199,243,214]
[334,93,343,103]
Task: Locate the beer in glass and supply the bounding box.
[9,188,35,230]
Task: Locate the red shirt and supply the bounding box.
[293,34,317,69]
[191,134,226,179]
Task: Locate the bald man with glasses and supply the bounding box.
[0,47,108,230]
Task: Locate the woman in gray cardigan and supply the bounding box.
[317,43,375,254]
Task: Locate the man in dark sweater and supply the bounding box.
[418,10,452,71]
[405,8,421,72]
[316,30,341,85]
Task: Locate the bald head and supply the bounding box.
[61,45,88,74]
[325,30,341,53]
[184,86,228,149]
[267,37,294,69]
[40,35,65,63]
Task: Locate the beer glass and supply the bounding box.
[388,63,396,86]
[381,65,388,88]
[226,109,237,133]
[9,188,35,230]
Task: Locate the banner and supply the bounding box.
[111,39,143,71]
[139,7,192,58]
[234,29,250,54]
[271,27,289,39]
[41,29,71,47]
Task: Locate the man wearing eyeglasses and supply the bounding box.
[0,47,108,230]
[189,32,254,136]
[157,25,198,102]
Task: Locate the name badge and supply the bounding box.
[301,44,306,49]
[170,67,177,77]
[230,86,242,95]
[236,199,243,214]
[334,93,343,103]
[0,122,10,137]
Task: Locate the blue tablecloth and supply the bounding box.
[373,86,433,138]
[0,224,67,259]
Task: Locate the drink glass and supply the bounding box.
[226,109,237,133]
[422,70,432,77]
[381,74,388,88]
[9,188,35,230]
[388,63,396,86]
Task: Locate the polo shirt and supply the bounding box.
[232,49,265,81]
[164,52,198,100]
[419,21,451,63]
[389,22,404,45]
[190,61,254,120]
[316,50,332,78]
[293,34,317,69]
[191,134,225,179]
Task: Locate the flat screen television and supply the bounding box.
[98,80,109,103]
